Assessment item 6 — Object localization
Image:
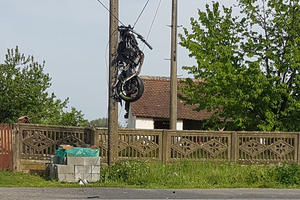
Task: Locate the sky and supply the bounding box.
[0,0,237,123]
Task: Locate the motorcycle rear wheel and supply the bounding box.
[117,76,144,102]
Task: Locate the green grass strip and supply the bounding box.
[1,161,300,188]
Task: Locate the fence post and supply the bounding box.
[12,124,21,171]
[162,130,170,164]
[91,128,100,147]
[231,132,238,162]
[297,133,300,165]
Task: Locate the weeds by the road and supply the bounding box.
[1,161,300,188]
[100,161,300,189]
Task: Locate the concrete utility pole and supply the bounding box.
[107,0,119,165]
[170,0,178,130]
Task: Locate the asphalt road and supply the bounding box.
[1,188,300,200]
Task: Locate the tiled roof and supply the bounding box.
[130,76,213,121]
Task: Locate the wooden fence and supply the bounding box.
[0,124,13,170]
[1,123,300,172]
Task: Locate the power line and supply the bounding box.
[133,0,150,28]
[95,0,125,26]
[143,0,162,50]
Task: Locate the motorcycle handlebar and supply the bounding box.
[119,26,153,50]
[137,34,153,50]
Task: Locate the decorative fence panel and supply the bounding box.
[97,129,163,163]
[118,129,162,161]
[0,124,13,170]
[167,131,231,162]
[237,132,298,164]
[2,123,300,172]
[96,128,108,163]
[52,127,300,165]
[18,124,93,160]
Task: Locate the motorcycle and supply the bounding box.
[113,25,152,105]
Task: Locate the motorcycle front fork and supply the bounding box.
[124,101,130,119]
[111,85,131,119]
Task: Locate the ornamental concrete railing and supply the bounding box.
[1,123,300,172]
[97,129,299,164]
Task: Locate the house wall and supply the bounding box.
[127,113,136,128]
[177,120,183,130]
[128,107,183,130]
[135,118,154,129]
[128,107,154,129]
[130,117,183,130]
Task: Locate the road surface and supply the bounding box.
[1,188,300,199]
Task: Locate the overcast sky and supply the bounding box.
[0,0,237,123]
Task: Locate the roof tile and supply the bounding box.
[131,76,213,120]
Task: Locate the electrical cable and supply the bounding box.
[133,0,150,28]
[95,0,126,26]
[105,29,118,85]
[142,0,162,51]
[105,40,109,85]
[104,28,118,126]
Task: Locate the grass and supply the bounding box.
[1,161,300,188]
[0,171,73,187]
[99,161,300,189]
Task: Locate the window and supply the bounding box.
[183,120,202,130]
[154,119,169,129]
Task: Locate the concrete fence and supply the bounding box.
[1,123,300,172]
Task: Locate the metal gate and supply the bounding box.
[0,124,13,170]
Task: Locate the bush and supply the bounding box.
[272,164,300,185]
[244,166,274,188]
[100,160,150,185]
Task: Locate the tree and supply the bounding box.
[89,117,108,127]
[0,46,88,126]
[179,0,300,131]
[89,117,124,128]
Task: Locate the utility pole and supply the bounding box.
[170,0,178,130]
[108,0,119,165]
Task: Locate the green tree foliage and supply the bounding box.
[179,0,300,131]
[89,117,124,128]
[89,117,108,127]
[0,47,88,126]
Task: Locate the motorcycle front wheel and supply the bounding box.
[117,76,144,102]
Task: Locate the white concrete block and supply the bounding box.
[57,173,72,182]
[75,173,91,182]
[91,166,100,174]
[75,165,91,174]
[84,174,93,182]
[56,165,75,174]
[91,174,100,182]
[64,174,75,182]
[57,173,66,181]
[67,157,85,165]
[84,157,100,166]
[74,173,83,182]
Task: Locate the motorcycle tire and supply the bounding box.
[117,76,144,102]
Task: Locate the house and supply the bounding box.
[127,76,213,130]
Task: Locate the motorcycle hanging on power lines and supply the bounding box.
[113,25,152,117]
